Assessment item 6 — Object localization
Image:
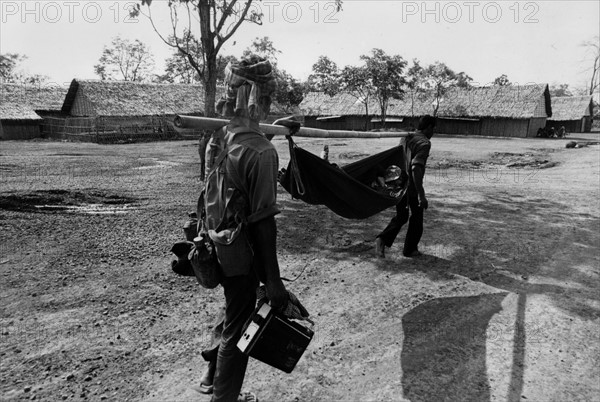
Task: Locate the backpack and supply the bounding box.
[201,130,254,276]
[183,128,229,289]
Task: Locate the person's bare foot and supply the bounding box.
[375,237,386,258]
[192,360,216,394]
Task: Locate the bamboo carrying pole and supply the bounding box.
[174,115,409,139]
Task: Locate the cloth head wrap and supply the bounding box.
[216,56,277,121]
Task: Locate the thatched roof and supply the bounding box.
[300,92,383,117]
[1,83,68,112]
[394,84,551,118]
[302,84,552,119]
[0,103,43,121]
[62,79,205,117]
[548,95,593,121]
[0,83,67,121]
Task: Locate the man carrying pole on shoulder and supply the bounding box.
[200,55,300,402]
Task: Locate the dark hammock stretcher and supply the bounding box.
[279,138,407,220]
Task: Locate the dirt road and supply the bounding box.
[1,134,598,401]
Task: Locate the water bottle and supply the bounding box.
[183,212,199,242]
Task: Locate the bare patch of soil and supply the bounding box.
[0,190,136,213]
[432,150,559,170]
[489,151,557,168]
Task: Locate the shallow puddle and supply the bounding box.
[34,203,136,214]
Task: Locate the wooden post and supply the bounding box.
[173,115,409,139]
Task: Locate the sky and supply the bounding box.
[1,0,599,94]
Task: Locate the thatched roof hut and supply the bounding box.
[62,79,205,117]
[301,84,552,137]
[300,92,389,131]
[301,84,551,119]
[0,83,67,139]
[0,103,43,140]
[301,92,383,117]
[386,84,552,119]
[546,95,594,133]
[549,95,593,120]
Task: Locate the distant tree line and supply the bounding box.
[305,52,473,123]
[3,26,597,125]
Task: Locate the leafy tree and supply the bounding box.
[94,36,155,81]
[19,74,49,85]
[156,32,202,84]
[273,69,304,110]
[159,53,200,83]
[455,71,473,88]
[340,65,374,128]
[421,61,459,116]
[0,53,49,84]
[360,48,407,126]
[550,83,573,97]
[493,74,511,86]
[242,36,281,61]
[0,53,25,81]
[307,55,341,96]
[132,1,342,116]
[406,59,427,117]
[340,49,407,128]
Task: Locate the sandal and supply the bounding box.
[192,359,216,395]
[238,392,258,402]
[191,382,213,395]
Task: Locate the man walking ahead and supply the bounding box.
[375,115,436,258]
[204,56,289,402]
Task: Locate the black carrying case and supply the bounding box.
[237,303,314,373]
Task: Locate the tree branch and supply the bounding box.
[143,6,179,49]
[216,0,236,35]
[216,0,256,54]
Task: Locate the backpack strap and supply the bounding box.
[206,145,228,179]
[205,130,233,179]
[200,143,228,232]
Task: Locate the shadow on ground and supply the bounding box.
[277,185,599,402]
[401,293,507,402]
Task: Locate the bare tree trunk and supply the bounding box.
[198,0,216,117]
[590,55,599,96]
[203,60,217,117]
[380,98,388,129]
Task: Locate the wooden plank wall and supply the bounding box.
[481,118,530,138]
[0,122,41,140]
[437,119,481,136]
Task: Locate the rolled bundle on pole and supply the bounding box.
[173,115,409,139]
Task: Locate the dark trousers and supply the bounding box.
[211,274,258,402]
[201,307,225,363]
[377,193,424,256]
